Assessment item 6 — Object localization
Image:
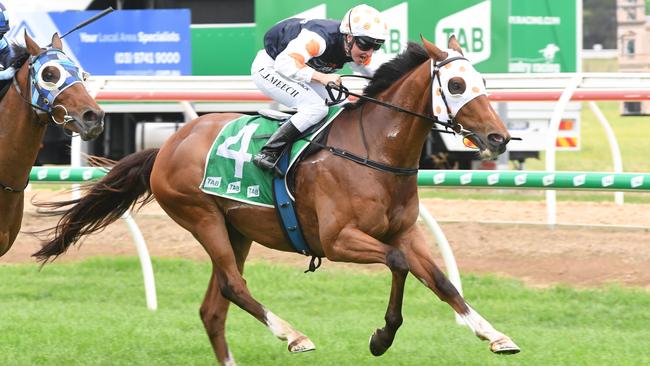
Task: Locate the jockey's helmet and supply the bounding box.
[0,2,9,35]
[339,4,388,51]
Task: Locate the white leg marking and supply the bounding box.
[460,305,503,342]
[264,310,316,353]
[460,305,520,354]
[223,350,236,366]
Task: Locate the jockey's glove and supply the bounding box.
[0,66,15,80]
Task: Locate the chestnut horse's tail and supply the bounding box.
[32,148,160,263]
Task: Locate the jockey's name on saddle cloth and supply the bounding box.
[200,106,343,207]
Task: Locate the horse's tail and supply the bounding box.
[32,148,160,263]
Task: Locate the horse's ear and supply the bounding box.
[24,30,41,55]
[51,32,63,50]
[420,34,447,61]
[448,35,464,56]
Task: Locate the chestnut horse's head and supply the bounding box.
[21,32,104,141]
[421,35,509,159]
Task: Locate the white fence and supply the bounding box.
[85,72,650,225]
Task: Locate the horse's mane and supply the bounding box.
[347,42,429,108]
[9,43,30,69]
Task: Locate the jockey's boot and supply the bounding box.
[252,121,301,178]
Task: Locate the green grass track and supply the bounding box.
[0,258,648,365]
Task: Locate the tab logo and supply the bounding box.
[435,0,491,64]
[60,169,71,181]
[247,185,260,198]
[204,176,222,188]
[487,173,499,185]
[543,174,555,186]
[37,168,48,180]
[631,176,644,188]
[226,181,241,194]
[573,174,586,187]
[83,169,94,181]
[601,175,614,187]
[515,174,527,186]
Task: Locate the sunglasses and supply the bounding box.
[355,36,384,51]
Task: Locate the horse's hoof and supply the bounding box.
[368,328,392,357]
[288,335,316,353]
[490,337,521,354]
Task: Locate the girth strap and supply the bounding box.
[272,149,323,272]
[308,140,418,176]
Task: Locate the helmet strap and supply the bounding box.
[344,35,354,56]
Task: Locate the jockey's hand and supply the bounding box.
[0,66,16,80]
[312,71,341,87]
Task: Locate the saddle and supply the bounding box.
[258,109,293,122]
[199,107,344,264]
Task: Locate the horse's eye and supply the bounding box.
[42,66,61,83]
[448,77,466,95]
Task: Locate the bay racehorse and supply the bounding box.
[0,32,103,255]
[34,36,518,364]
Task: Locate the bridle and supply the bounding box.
[326,56,477,139]
[12,48,85,127]
[319,55,519,176]
[1,48,85,193]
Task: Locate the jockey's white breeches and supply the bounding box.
[251,50,329,133]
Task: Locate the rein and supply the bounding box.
[0,69,42,193]
[316,56,471,176]
[12,75,50,124]
[326,56,471,135]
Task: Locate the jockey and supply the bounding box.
[251,3,388,176]
[0,2,15,81]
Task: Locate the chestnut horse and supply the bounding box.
[0,32,103,255]
[35,37,518,364]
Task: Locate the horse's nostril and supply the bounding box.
[488,133,505,145]
[83,109,99,123]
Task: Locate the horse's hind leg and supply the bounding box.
[199,225,251,366]
[399,225,520,354]
[187,209,314,360]
[156,188,314,363]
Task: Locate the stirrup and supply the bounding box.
[253,153,285,178]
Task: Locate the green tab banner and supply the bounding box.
[417,171,650,191]
[29,167,109,182]
[30,167,650,192]
[254,0,578,73]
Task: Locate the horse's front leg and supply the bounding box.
[322,225,409,356]
[399,225,520,354]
